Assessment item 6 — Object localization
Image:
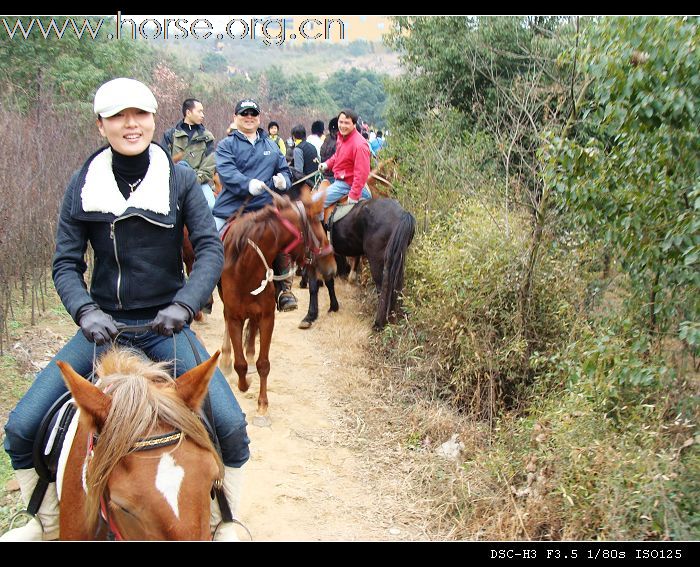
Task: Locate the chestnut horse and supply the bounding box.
[55,347,223,540]
[219,187,335,426]
[366,158,397,199]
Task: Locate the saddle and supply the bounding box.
[28,390,77,515]
[324,198,357,246]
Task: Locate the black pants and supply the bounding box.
[273,253,293,296]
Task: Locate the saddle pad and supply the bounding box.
[56,408,81,501]
[332,203,355,224]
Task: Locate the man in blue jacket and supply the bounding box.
[213,99,297,311]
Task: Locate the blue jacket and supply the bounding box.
[53,143,223,323]
[213,128,292,219]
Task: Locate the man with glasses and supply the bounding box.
[213,99,298,312]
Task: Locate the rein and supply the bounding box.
[369,171,395,189]
[290,169,320,188]
[246,237,293,296]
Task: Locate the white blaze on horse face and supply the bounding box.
[155,453,184,519]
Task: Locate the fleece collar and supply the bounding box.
[81,144,171,216]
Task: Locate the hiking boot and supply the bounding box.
[0,469,59,541]
[277,290,298,312]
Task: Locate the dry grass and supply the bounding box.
[311,278,485,540]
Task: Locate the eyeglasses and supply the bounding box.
[239,111,259,117]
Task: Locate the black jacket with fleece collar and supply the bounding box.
[52,143,223,323]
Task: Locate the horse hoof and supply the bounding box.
[253,415,271,428]
[298,320,312,329]
[237,376,252,392]
[328,304,339,313]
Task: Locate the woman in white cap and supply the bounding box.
[1,78,249,541]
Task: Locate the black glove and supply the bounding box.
[78,305,118,346]
[152,303,192,336]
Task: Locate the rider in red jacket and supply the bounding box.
[319,108,371,207]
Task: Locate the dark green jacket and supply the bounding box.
[162,121,216,185]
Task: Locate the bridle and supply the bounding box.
[245,199,333,297]
[274,200,333,261]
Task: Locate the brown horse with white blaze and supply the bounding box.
[219,187,335,426]
[56,348,223,540]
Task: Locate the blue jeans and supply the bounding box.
[323,179,371,209]
[179,162,216,211]
[201,183,216,211]
[4,319,250,470]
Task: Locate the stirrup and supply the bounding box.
[212,518,253,541]
[277,291,298,312]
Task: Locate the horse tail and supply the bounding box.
[376,210,416,329]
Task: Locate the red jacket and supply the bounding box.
[325,128,370,200]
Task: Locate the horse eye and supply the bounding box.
[110,500,134,516]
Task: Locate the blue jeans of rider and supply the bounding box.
[323,179,372,209]
[179,161,216,211]
[3,319,250,470]
[200,184,216,211]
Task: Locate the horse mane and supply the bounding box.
[226,203,289,261]
[83,347,223,533]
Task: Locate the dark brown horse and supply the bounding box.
[219,188,335,426]
[300,197,415,331]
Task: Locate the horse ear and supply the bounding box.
[56,361,111,428]
[309,188,326,217]
[175,351,221,411]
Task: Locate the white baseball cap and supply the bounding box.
[93,78,158,118]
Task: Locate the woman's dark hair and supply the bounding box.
[267,121,279,131]
[328,117,339,135]
[291,124,306,140]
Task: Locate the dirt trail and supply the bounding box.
[192,278,421,542]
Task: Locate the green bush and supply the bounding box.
[447,320,698,541]
[388,198,584,417]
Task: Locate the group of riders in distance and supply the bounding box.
[1,78,414,541]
